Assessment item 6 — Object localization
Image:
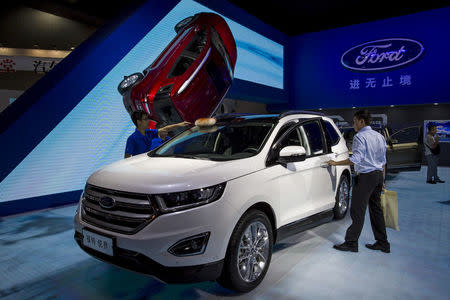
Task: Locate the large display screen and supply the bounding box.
[424,120,450,143]
[0,0,283,203]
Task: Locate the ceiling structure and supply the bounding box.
[8,0,450,36]
[228,0,449,35]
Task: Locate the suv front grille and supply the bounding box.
[81,184,158,234]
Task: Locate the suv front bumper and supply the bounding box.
[74,230,223,283]
[73,186,240,281]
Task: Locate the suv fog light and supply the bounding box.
[168,232,210,256]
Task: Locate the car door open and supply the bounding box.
[386,126,423,172]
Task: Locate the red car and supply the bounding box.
[118,12,237,126]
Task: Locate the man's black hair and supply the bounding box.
[131,110,147,127]
[427,123,436,131]
[354,109,371,125]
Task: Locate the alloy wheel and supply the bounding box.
[338,178,349,215]
[237,221,270,282]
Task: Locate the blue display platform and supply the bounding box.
[0,167,448,299]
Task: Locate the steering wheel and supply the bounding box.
[242,147,259,154]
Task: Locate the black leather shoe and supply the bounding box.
[426,180,437,184]
[333,242,358,252]
[435,179,445,183]
[365,242,390,253]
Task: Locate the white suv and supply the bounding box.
[74,111,351,292]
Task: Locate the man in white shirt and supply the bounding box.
[329,110,390,253]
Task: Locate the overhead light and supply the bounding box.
[433,103,439,105]
[352,106,356,109]
[390,105,395,107]
[33,43,39,48]
[318,108,323,111]
[70,47,75,50]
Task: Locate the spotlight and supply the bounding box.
[352,106,356,109]
[70,47,75,50]
[433,103,439,106]
[390,105,395,108]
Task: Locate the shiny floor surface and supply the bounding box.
[1,167,449,300]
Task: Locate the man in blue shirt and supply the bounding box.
[150,130,171,150]
[125,110,189,158]
[328,110,390,253]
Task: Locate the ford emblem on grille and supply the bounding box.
[99,196,116,209]
[341,38,424,72]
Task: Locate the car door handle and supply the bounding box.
[320,163,329,168]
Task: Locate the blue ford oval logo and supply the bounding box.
[99,196,115,209]
[341,38,424,72]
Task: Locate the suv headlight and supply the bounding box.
[155,183,226,213]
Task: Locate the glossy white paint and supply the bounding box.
[87,154,262,194]
[75,113,350,268]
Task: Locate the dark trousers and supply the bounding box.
[426,154,439,181]
[345,170,389,246]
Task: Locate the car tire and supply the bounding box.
[218,209,273,292]
[174,16,194,34]
[334,175,350,219]
[117,72,143,95]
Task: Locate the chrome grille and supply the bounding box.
[81,184,158,234]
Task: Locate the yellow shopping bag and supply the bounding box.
[380,189,399,231]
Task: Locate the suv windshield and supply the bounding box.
[151,119,276,161]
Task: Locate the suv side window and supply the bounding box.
[324,121,340,146]
[272,121,298,144]
[302,121,324,156]
[168,28,206,78]
[211,27,231,65]
[206,60,228,94]
[266,121,300,165]
[278,128,303,149]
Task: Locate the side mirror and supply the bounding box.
[278,146,306,164]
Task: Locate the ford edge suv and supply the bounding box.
[74,111,351,292]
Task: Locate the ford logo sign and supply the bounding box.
[99,196,115,209]
[341,38,424,72]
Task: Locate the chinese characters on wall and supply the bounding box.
[32,60,56,73]
[0,58,16,72]
[349,75,412,90]
[0,56,61,73]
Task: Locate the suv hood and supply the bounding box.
[87,154,261,194]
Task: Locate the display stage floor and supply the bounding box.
[1,167,449,299]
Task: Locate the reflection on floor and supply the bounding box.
[1,167,449,300]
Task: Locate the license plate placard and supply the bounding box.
[82,229,113,256]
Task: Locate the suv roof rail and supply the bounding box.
[278,110,325,118]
